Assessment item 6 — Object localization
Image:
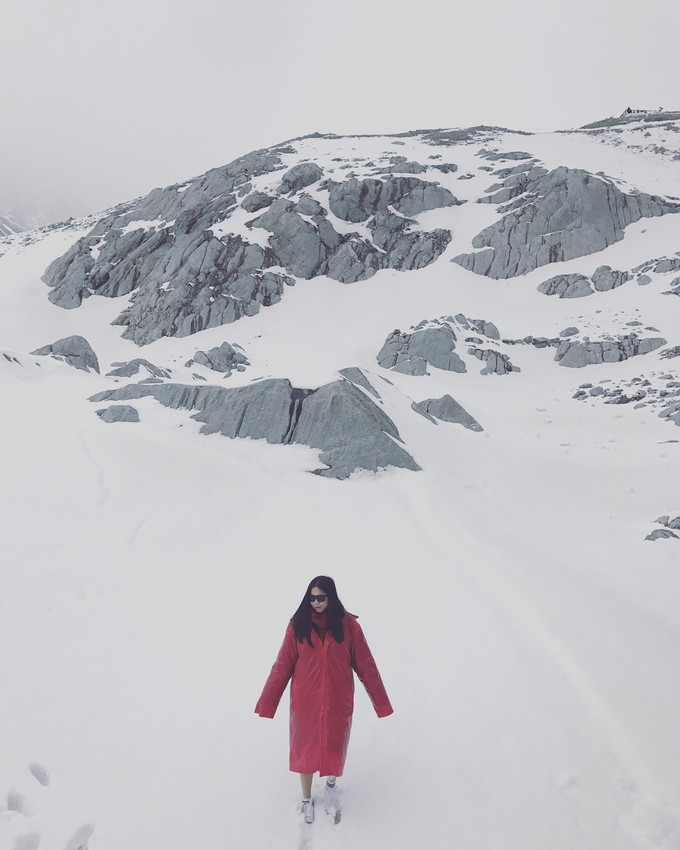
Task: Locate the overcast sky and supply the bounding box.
[2,0,679,221]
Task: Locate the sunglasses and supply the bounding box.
[310,594,328,603]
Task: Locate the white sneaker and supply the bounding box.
[301,798,315,824]
[324,782,341,823]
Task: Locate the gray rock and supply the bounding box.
[31,335,100,373]
[432,163,458,174]
[277,162,323,194]
[468,347,519,375]
[538,274,593,298]
[325,239,383,283]
[656,515,670,526]
[377,326,466,375]
[560,326,580,337]
[645,529,678,541]
[42,148,290,344]
[411,395,483,431]
[373,157,428,175]
[106,359,170,378]
[241,192,273,213]
[96,405,140,423]
[660,346,680,359]
[328,176,460,223]
[637,274,652,285]
[589,386,605,396]
[453,314,501,340]
[478,149,533,161]
[89,378,419,479]
[654,257,680,273]
[453,167,680,279]
[591,265,630,291]
[185,341,249,374]
[295,195,325,217]
[555,335,667,367]
[368,211,451,271]
[338,367,380,398]
[658,401,680,425]
[249,198,337,278]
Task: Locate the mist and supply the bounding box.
[2,0,678,225]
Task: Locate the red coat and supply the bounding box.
[255,613,393,776]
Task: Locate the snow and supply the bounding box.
[2,126,680,850]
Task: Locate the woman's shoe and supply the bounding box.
[301,798,315,824]
[323,782,341,824]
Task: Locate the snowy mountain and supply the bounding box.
[0,212,24,238]
[2,111,680,850]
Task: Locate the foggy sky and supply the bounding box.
[2,0,679,223]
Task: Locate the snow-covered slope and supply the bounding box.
[2,114,680,850]
[0,213,24,238]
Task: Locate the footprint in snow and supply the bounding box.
[62,824,95,850]
[28,763,50,787]
[7,791,31,816]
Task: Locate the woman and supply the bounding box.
[255,576,393,824]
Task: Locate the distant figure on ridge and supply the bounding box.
[255,575,393,826]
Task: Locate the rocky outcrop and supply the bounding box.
[42,148,293,344]
[184,341,249,374]
[377,326,466,375]
[412,395,483,431]
[250,200,451,284]
[106,359,170,378]
[478,149,533,162]
[42,144,458,345]
[468,347,519,375]
[277,162,324,194]
[659,401,680,426]
[591,265,630,291]
[31,335,100,373]
[96,405,140,423]
[377,315,510,375]
[646,528,679,541]
[89,378,419,479]
[372,156,428,175]
[241,192,273,212]
[338,367,380,398]
[555,334,667,367]
[452,314,500,340]
[368,211,451,271]
[328,176,460,223]
[538,274,593,298]
[453,167,680,279]
[646,515,680,541]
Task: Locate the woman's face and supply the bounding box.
[310,586,329,614]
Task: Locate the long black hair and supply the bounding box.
[291,576,346,646]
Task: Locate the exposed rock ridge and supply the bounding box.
[44,151,458,345]
[453,166,680,279]
[538,265,631,298]
[184,342,249,375]
[412,395,483,431]
[31,335,100,373]
[89,378,420,479]
[377,315,518,376]
[555,334,667,367]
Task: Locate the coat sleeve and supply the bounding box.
[255,623,299,718]
[350,619,394,718]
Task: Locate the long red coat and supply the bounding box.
[255,613,393,776]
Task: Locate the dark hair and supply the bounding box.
[291,576,346,646]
